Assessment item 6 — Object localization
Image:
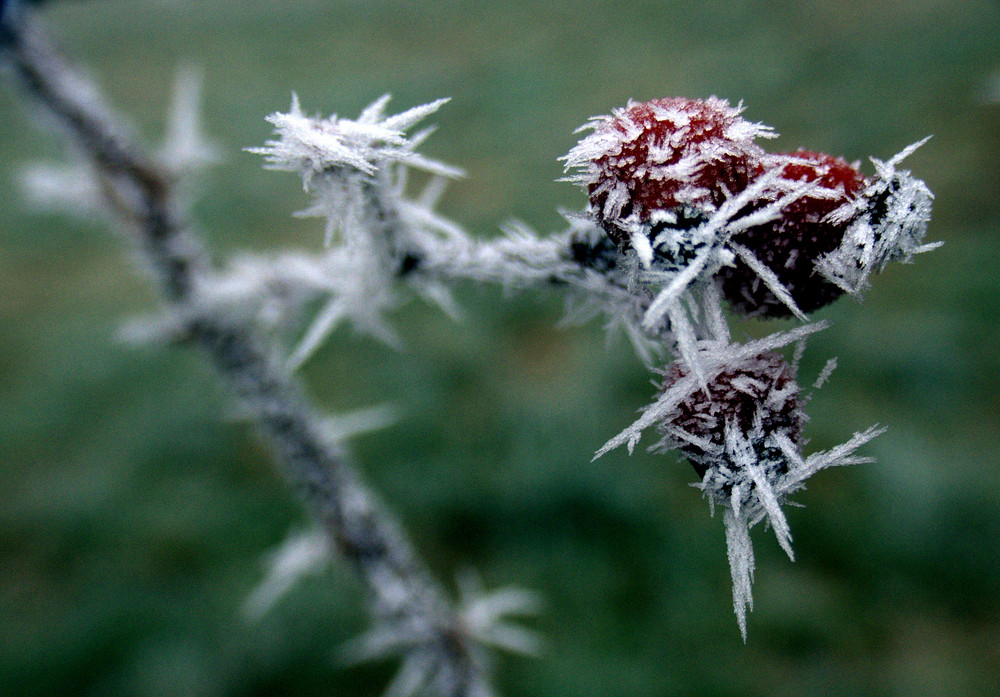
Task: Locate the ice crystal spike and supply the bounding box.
[242,528,331,621]
[720,151,868,317]
[562,97,774,248]
[158,65,221,175]
[247,94,462,192]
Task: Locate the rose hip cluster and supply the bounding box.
[571,96,886,318]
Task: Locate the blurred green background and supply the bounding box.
[2,1,999,695]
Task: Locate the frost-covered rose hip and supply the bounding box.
[656,350,804,479]
[563,97,773,248]
[720,150,867,318]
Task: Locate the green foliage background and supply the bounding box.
[2,1,999,695]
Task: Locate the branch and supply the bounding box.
[2,11,494,696]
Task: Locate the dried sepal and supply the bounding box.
[815,138,937,296]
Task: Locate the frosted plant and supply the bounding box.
[562,96,775,244]
[244,91,931,640]
[4,5,941,693]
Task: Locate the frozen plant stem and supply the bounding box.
[2,13,494,697]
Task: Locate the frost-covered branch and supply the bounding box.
[2,11,509,697]
[232,90,935,641]
[6,0,938,659]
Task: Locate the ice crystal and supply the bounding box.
[19,64,218,218]
[595,323,824,458]
[563,99,936,332]
[559,99,860,376]
[242,527,331,621]
[816,138,938,296]
[157,65,220,175]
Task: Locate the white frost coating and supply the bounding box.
[20,65,219,218]
[813,357,838,390]
[817,138,937,296]
[730,242,807,321]
[618,168,818,378]
[560,98,775,246]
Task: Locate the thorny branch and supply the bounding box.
[2,10,496,697]
[5,0,936,674]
